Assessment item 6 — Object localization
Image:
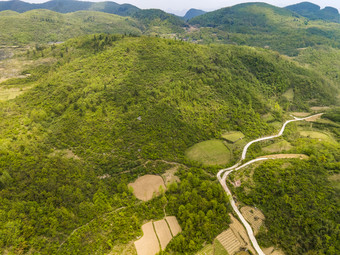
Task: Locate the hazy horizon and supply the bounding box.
[0,0,339,16]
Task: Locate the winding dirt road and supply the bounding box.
[217,113,322,255]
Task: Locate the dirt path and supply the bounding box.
[217,113,322,255]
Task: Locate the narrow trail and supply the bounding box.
[217,113,322,255]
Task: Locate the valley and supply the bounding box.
[0,1,339,255]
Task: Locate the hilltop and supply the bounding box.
[0,0,140,16]
[187,2,340,55]
[0,35,338,254]
[286,1,340,23]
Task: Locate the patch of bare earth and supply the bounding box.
[165,216,182,236]
[217,214,255,255]
[310,106,330,111]
[240,206,265,235]
[128,175,166,201]
[134,222,160,255]
[49,149,80,160]
[263,247,285,255]
[153,219,172,250]
[134,217,181,255]
[259,154,309,160]
[162,166,180,187]
[304,113,324,122]
[291,112,310,117]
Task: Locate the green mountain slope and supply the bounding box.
[0,9,142,45]
[183,8,206,21]
[0,8,188,45]
[0,0,141,16]
[0,35,338,254]
[188,2,340,55]
[286,2,340,23]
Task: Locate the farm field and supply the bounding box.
[261,154,309,160]
[186,139,231,166]
[262,140,293,153]
[299,130,335,143]
[134,217,182,255]
[134,222,159,255]
[222,131,245,143]
[165,216,182,236]
[240,206,265,235]
[153,219,172,250]
[128,175,166,201]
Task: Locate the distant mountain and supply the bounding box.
[132,9,187,33]
[0,0,140,16]
[286,2,340,23]
[188,2,340,55]
[183,8,206,21]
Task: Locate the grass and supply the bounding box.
[262,140,293,153]
[269,121,282,131]
[214,239,229,255]
[299,131,335,143]
[221,131,245,143]
[186,140,231,166]
[0,87,30,101]
[328,174,340,190]
[282,88,294,101]
[196,244,214,255]
[195,239,229,255]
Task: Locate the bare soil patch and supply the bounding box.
[291,112,310,117]
[228,214,255,255]
[153,219,172,250]
[161,166,180,187]
[49,149,80,160]
[260,154,309,160]
[216,214,256,255]
[134,222,160,255]
[0,86,31,101]
[263,247,285,255]
[216,228,242,255]
[310,106,330,111]
[128,175,166,201]
[304,113,324,122]
[165,216,182,236]
[240,206,265,235]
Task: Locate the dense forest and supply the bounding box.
[0,1,340,254]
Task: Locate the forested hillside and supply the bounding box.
[286,2,340,23]
[0,10,141,45]
[188,2,340,55]
[0,34,338,254]
[0,0,141,16]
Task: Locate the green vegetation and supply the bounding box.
[262,140,293,153]
[0,0,141,16]
[0,18,339,253]
[0,10,141,45]
[235,159,340,255]
[188,2,340,55]
[221,131,245,143]
[286,2,340,23]
[299,130,335,143]
[282,88,294,101]
[186,140,231,166]
[214,239,229,255]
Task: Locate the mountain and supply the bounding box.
[0,9,142,45]
[183,8,206,21]
[0,8,187,45]
[286,2,340,23]
[187,2,340,55]
[0,0,141,16]
[0,35,338,254]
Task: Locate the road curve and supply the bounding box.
[217,113,322,255]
